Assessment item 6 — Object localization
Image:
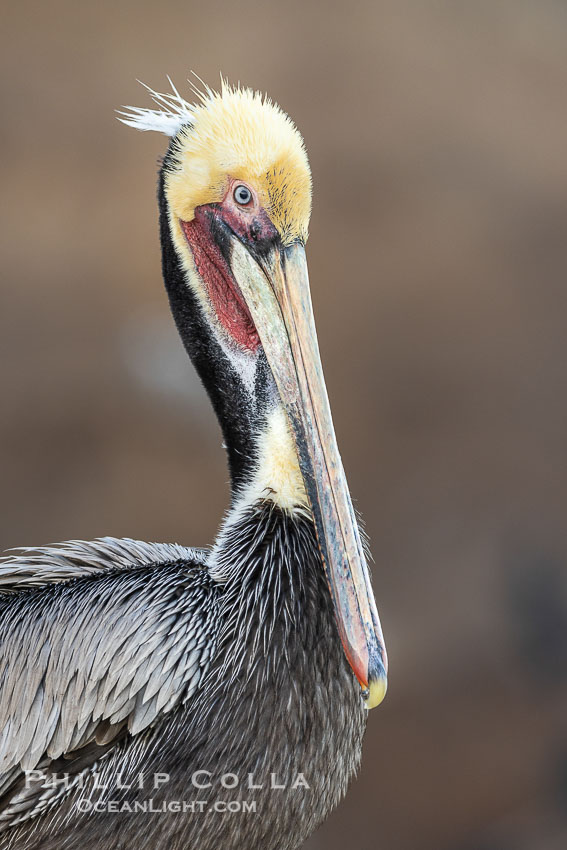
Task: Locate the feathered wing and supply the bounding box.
[0,538,220,829]
[0,536,208,592]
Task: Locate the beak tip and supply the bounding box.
[363,672,388,710]
[361,653,388,709]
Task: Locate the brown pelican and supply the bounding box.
[0,80,388,850]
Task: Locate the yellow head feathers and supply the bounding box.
[120,80,312,245]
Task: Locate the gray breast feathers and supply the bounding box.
[0,538,220,824]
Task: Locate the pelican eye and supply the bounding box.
[234,185,252,206]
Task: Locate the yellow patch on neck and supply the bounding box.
[247,407,308,512]
[165,83,312,246]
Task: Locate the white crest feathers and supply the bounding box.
[117,77,195,136]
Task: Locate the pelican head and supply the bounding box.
[119,80,387,708]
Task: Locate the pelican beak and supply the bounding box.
[229,238,388,709]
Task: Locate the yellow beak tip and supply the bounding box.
[363,676,388,710]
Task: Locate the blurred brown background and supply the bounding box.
[1,1,567,847]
